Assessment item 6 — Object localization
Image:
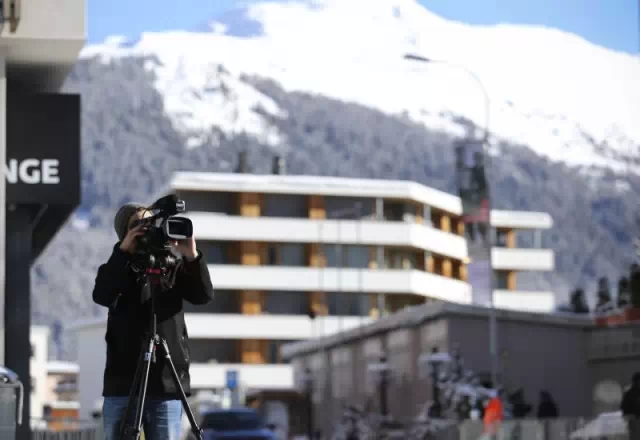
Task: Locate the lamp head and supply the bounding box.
[404,53,432,63]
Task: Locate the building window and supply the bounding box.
[264,244,305,266]
[345,246,369,269]
[263,195,308,218]
[383,201,405,222]
[495,230,508,247]
[494,271,509,290]
[324,245,341,267]
[199,241,227,264]
[176,190,233,214]
[324,245,369,268]
[327,293,368,316]
[279,244,305,266]
[266,245,278,265]
[264,291,310,315]
[268,341,285,364]
[324,197,375,219]
[384,248,417,269]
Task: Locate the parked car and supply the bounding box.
[200,407,276,440]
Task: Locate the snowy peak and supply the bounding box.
[81,0,640,174]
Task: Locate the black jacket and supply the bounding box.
[92,244,214,398]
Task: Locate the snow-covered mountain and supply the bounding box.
[82,0,640,174]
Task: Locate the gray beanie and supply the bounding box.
[114,203,146,241]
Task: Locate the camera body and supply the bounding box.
[135,194,194,260]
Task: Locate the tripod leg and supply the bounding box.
[159,338,204,440]
[127,337,155,440]
[119,347,145,438]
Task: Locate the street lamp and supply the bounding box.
[295,367,315,439]
[403,54,490,143]
[404,53,499,389]
[367,355,391,418]
[418,347,451,418]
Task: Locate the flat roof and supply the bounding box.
[280,301,593,360]
[165,172,552,229]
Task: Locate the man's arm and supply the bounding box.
[92,244,132,308]
[177,250,214,305]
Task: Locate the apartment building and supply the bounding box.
[170,163,553,389]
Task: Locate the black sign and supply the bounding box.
[6,92,82,259]
[6,93,81,205]
[454,140,493,306]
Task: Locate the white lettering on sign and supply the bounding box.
[4,159,60,184]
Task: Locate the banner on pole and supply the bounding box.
[454,141,493,306]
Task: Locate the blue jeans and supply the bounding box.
[103,396,183,440]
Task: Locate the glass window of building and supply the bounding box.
[279,244,305,266]
[264,291,310,315]
[324,245,370,268]
[266,245,278,265]
[327,292,368,316]
[494,271,509,289]
[188,339,238,363]
[264,243,305,266]
[268,341,285,364]
[324,244,341,267]
[345,245,369,268]
[495,229,508,247]
[176,190,233,214]
[324,196,375,219]
[383,201,405,221]
[199,241,228,264]
[263,194,308,218]
[384,248,417,269]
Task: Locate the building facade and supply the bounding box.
[45,361,79,404]
[168,169,554,391]
[281,302,638,435]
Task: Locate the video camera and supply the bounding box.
[134,194,193,268]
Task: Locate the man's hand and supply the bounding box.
[119,224,145,254]
[173,236,198,261]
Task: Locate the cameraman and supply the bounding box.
[93,203,214,440]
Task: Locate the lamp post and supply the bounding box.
[367,355,391,418]
[303,368,314,440]
[403,54,490,143]
[418,347,452,418]
[404,53,499,389]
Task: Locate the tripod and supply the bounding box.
[119,259,203,440]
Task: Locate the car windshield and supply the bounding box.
[201,410,264,431]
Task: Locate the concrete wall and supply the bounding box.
[446,314,591,417]
[284,304,606,435]
[586,325,640,414]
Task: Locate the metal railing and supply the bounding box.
[31,419,102,440]
[330,413,634,440]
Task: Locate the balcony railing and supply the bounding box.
[491,247,555,271]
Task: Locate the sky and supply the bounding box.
[88,0,640,54]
